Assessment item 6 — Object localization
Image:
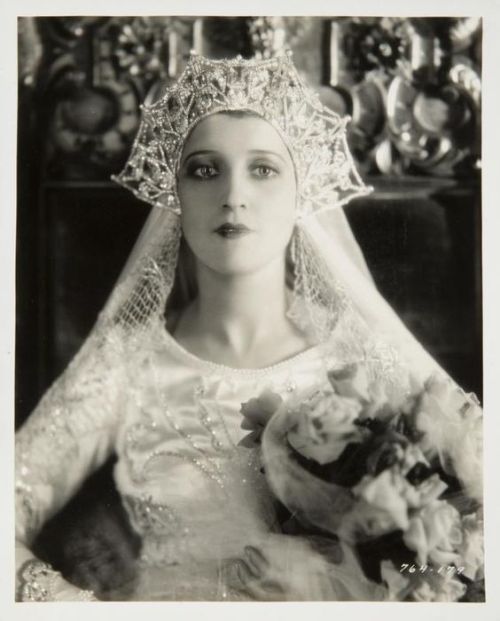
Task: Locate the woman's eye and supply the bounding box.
[253,165,278,178]
[192,165,218,179]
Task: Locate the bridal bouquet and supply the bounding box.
[240,365,484,602]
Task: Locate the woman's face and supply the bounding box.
[177,113,296,277]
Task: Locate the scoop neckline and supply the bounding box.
[155,318,323,375]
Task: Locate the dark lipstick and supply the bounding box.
[214,223,252,238]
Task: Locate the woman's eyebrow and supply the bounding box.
[248,149,287,163]
[181,148,287,165]
[182,149,217,163]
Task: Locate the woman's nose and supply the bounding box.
[221,170,248,210]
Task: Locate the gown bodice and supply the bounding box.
[113,322,340,599]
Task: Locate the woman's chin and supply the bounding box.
[202,254,275,277]
[197,246,273,276]
[207,262,269,277]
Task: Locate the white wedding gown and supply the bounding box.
[16,317,391,601]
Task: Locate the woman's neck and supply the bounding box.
[172,256,310,366]
[195,256,289,349]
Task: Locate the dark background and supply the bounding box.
[15,16,482,598]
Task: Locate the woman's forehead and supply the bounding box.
[181,112,292,160]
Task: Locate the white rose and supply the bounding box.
[414,375,483,502]
[411,580,436,602]
[425,373,467,407]
[403,500,462,566]
[348,469,413,536]
[456,513,484,580]
[415,376,462,457]
[409,473,448,509]
[412,572,466,602]
[287,389,364,464]
[327,363,395,420]
[327,363,371,401]
[434,574,467,602]
[447,402,483,502]
[348,452,446,539]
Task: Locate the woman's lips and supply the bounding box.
[214,223,252,239]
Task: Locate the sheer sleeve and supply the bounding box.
[15,326,127,599]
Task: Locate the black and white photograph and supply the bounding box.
[2,2,500,619]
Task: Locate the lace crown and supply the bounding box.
[113,51,371,217]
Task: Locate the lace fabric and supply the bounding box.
[15,326,125,545]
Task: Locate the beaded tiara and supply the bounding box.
[113,51,372,217]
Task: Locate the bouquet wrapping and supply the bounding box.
[240,364,484,601]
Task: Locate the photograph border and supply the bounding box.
[2,1,499,620]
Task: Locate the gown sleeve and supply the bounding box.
[15,326,126,599]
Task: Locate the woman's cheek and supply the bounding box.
[263,191,296,231]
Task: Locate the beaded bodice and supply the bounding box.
[113,322,333,567]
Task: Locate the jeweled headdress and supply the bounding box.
[113,51,371,217]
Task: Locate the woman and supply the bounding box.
[15,52,482,601]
